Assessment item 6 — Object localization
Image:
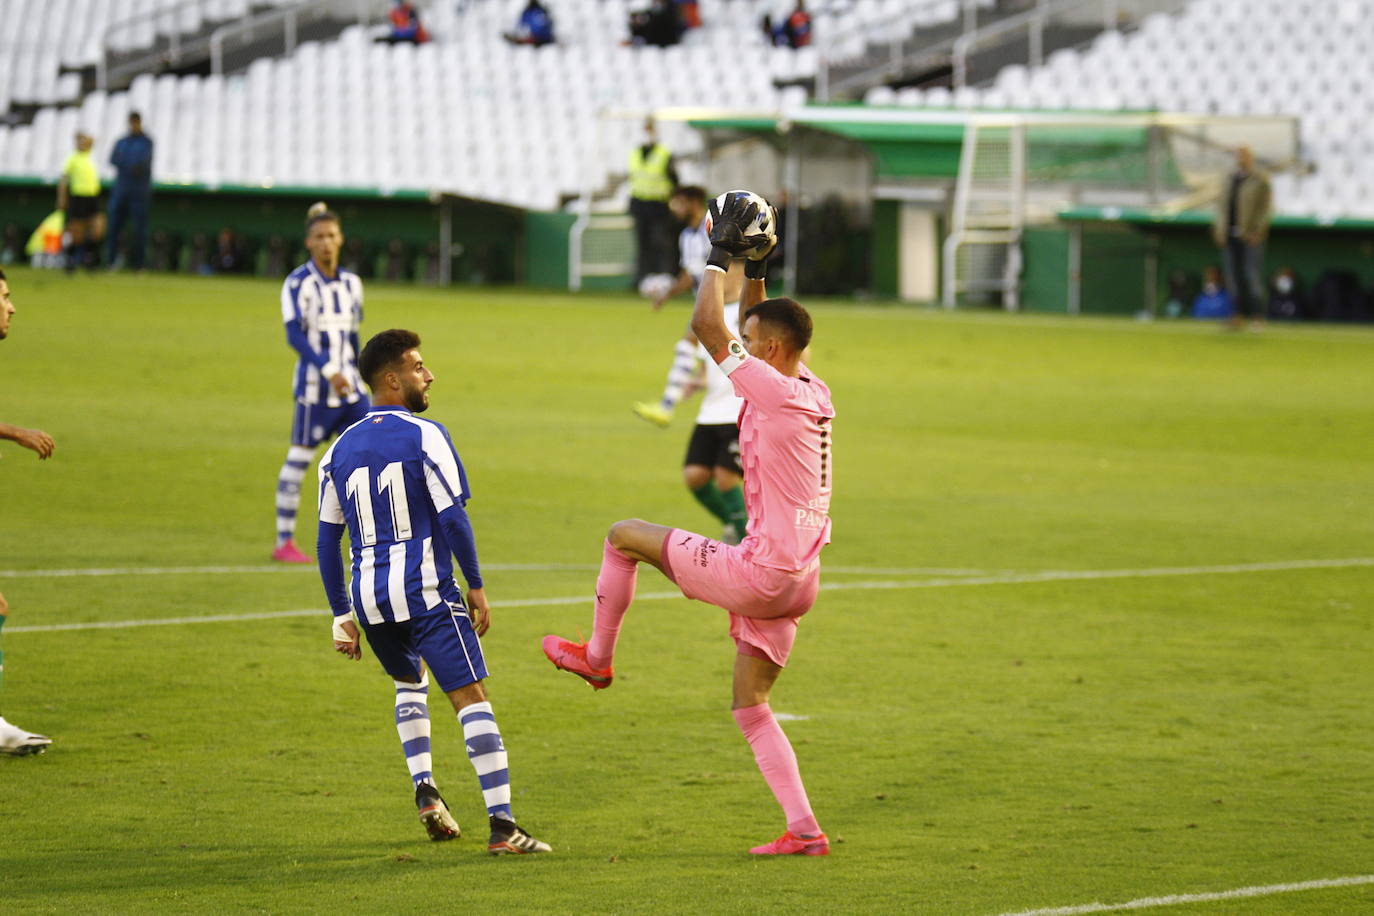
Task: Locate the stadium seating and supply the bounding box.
[0,0,983,210]
[13,0,1366,218]
[866,0,1374,218]
[0,0,303,113]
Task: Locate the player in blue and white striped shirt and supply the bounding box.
[317,328,550,855]
[271,202,369,563]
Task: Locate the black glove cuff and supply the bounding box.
[744,257,768,280]
[706,246,733,272]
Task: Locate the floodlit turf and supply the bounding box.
[2,266,1373,915]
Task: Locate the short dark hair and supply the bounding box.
[359,329,421,389]
[129,111,142,122]
[0,267,7,281]
[672,185,706,204]
[743,297,812,352]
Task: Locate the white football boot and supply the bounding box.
[0,716,52,756]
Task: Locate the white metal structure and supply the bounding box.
[941,111,1301,309]
[943,116,1026,309]
[879,0,1374,220]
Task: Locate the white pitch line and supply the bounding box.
[995,873,1374,916]
[0,563,995,579]
[818,556,1374,594]
[0,563,602,579]
[823,566,1002,576]
[7,557,1371,635]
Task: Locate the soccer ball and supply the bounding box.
[638,272,675,300]
[704,190,776,260]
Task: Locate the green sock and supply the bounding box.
[720,485,748,532]
[691,480,733,525]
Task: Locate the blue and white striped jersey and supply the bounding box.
[317,407,481,624]
[281,260,365,408]
[679,215,710,290]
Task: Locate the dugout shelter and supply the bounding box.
[603,105,1318,314]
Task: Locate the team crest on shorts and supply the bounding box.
[312,425,326,440]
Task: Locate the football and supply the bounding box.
[637,272,675,300]
[704,190,776,260]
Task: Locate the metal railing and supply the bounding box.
[98,0,220,90]
[97,0,384,91]
[815,0,971,101]
[210,0,385,76]
[951,0,1122,88]
[819,0,1188,100]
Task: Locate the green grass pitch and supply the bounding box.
[1,266,1372,914]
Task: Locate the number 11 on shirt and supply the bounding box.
[345,462,413,547]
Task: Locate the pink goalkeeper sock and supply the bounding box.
[733,702,821,836]
[586,539,637,669]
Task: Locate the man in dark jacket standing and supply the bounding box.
[1212,145,1272,330]
[106,111,154,271]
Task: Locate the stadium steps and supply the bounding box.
[825,4,1155,98]
[3,2,355,127]
[821,3,1024,99]
[952,23,1105,89]
[100,4,359,92]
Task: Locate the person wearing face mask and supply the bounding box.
[1267,267,1306,321]
[627,117,680,284]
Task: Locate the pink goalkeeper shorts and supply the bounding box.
[660,529,820,667]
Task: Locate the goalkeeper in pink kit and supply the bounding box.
[543,192,835,856]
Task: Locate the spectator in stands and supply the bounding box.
[0,224,18,265]
[676,0,701,30]
[380,0,429,44]
[1212,145,1272,330]
[782,0,813,48]
[627,0,684,48]
[106,111,154,272]
[57,130,104,274]
[186,232,211,274]
[383,238,411,281]
[1266,267,1305,321]
[627,117,679,284]
[211,227,245,274]
[149,229,178,272]
[504,0,556,46]
[1162,268,1192,318]
[1192,265,1232,319]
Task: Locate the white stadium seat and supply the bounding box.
[0,0,1368,217]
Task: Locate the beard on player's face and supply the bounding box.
[403,381,429,412]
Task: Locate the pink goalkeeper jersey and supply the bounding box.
[721,352,835,571]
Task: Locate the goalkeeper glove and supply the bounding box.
[707,193,770,271]
[744,217,778,280]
